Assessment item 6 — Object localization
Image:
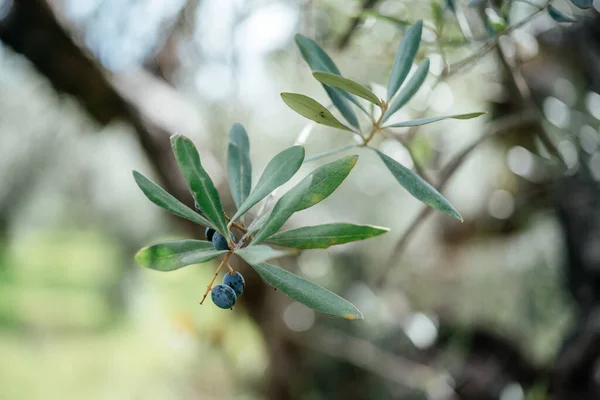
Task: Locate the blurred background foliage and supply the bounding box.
[0,0,599,399]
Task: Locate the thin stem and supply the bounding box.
[199,253,232,304]
[362,101,388,145]
[231,221,247,234]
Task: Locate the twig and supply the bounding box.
[337,0,382,49]
[199,253,233,304]
[442,1,551,79]
[374,111,539,287]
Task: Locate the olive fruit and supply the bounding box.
[212,231,235,251]
[211,284,236,309]
[223,271,245,297]
[205,227,215,242]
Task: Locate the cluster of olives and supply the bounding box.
[205,227,245,309]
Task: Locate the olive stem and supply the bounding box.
[199,253,232,305]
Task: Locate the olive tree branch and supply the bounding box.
[374,110,539,287]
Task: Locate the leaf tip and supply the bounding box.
[134,247,148,267]
[344,312,363,320]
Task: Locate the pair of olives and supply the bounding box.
[205,227,244,309]
[211,271,245,309]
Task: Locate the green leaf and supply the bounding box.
[548,6,576,23]
[231,146,305,222]
[384,112,486,128]
[294,33,341,75]
[265,223,389,249]
[281,93,353,132]
[294,33,362,128]
[246,261,362,320]
[570,0,593,9]
[247,209,272,235]
[304,145,358,163]
[135,240,227,271]
[360,10,411,29]
[383,58,430,123]
[252,177,313,244]
[234,245,297,264]
[324,86,362,129]
[228,123,252,209]
[296,155,358,211]
[375,149,462,221]
[170,135,229,236]
[313,72,381,106]
[387,20,423,101]
[132,170,217,230]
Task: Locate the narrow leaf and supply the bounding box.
[294,33,341,74]
[265,223,389,249]
[170,135,229,236]
[228,123,252,209]
[135,240,227,271]
[133,170,217,230]
[570,0,593,9]
[383,59,430,123]
[234,245,297,264]
[231,146,305,222]
[375,149,462,221]
[313,72,381,106]
[294,33,362,128]
[247,261,363,320]
[296,155,358,211]
[281,93,352,131]
[252,177,313,244]
[324,86,362,129]
[387,20,423,101]
[548,6,576,23]
[247,209,272,235]
[384,112,486,128]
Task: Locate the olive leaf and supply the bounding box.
[132,170,217,230]
[375,149,462,221]
[547,6,576,23]
[384,112,486,128]
[252,177,313,244]
[383,59,430,123]
[231,146,305,222]
[296,155,358,211]
[234,245,298,264]
[387,20,423,101]
[265,223,389,249]
[242,261,363,320]
[228,123,252,209]
[281,93,353,132]
[135,240,227,272]
[570,0,592,9]
[294,33,363,127]
[171,135,229,236]
[312,72,381,106]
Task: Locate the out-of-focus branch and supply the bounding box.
[374,110,539,287]
[0,0,193,224]
[337,0,381,49]
[442,1,551,79]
